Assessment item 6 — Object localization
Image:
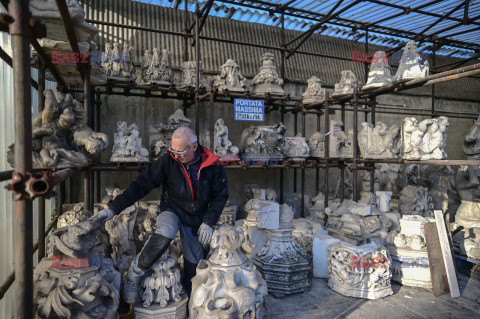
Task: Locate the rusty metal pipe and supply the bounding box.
[0,170,13,182]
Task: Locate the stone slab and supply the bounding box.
[313,233,340,278]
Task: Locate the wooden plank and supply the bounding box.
[434,210,461,298]
[425,221,449,296]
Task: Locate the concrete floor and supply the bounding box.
[265,274,480,319]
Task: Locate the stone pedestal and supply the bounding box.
[135,295,188,319]
[313,231,339,278]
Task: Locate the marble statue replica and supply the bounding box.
[332,70,361,98]
[450,166,480,260]
[250,52,285,96]
[402,116,449,160]
[8,90,108,169]
[150,109,192,158]
[394,40,429,82]
[201,118,240,160]
[253,204,312,297]
[358,122,401,159]
[101,42,136,82]
[285,134,310,161]
[179,61,206,88]
[309,191,327,224]
[398,185,434,218]
[110,121,149,162]
[463,115,480,159]
[328,120,353,158]
[135,248,187,319]
[213,59,247,92]
[363,51,393,90]
[292,218,323,255]
[140,48,174,85]
[190,226,268,319]
[302,76,326,104]
[239,123,286,162]
[328,241,393,299]
[387,215,433,288]
[34,220,121,319]
[308,131,325,158]
[57,203,93,228]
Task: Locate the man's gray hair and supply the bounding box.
[172,126,198,145]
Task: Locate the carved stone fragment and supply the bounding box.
[328,120,353,158]
[292,218,322,254]
[250,52,284,96]
[140,49,174,85]
[332,70,361,98]
[285,134,310,161]
[398,185,434,218]
[101,42,136,82]
[110,121,149,162]
[363,51,393,90]
[464,115,480,159]
[239,123,286,162]
[213,59,247,92]
[302,76,325,104]
[402,116,449,160]
[307,132,325,158]
[358,122,400,159]
[57,203,93,228]
[201,118,240,160]
[179,61,205,88]
[394,40,429,82]
[150,109,192,158]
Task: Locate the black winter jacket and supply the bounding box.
[107,146,229,229]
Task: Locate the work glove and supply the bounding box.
[91,208,115,223]
[197,223,214,246]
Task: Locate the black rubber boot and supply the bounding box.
[182,259,198,297]
[137,233,173,270]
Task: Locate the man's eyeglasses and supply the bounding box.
[168,143,195,156]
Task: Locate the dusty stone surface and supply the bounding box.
[292,218,323,254]
[140,49,174,85]
[110,121,149,162]
[398,185,434,218]
[179,61,206,88]
[239,123,286,161]
[394,40,429,82]
[57,203,93,228]
[328,120,353,158]
[358,122,400,159]
[285,134,310,161]
[302,76,326,104]
[332,70,361,97]
[402,117,449,160]
[250,52,284,96]
[101,42,136,82]
[363,51,393,90]
[213,59,247,92]
[308,131,325,158]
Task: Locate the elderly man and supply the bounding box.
[93,126,228,302]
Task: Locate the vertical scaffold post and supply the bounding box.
[95,92,101,202]
[324,93,330,210]
[352,86,359,202]
[195,2,200,138]
[38,60,46,263]
[83,63,92,211]
[315,111,321,194]
[293,112,298,192]
[340,103,345,202]
[301,108,306,217]
[279,10,285,205]
[369,98,376,194]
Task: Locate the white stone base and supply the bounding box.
[328,281,393,299]
[391,254,432,289]
[313,233,339,278]
[134,295,188,319]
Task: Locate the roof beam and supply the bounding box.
[186,0,214,33]
[192,0,215,47]
[366,0,443,26]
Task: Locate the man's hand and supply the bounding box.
[90,208,115,223]
[197,223,213,246]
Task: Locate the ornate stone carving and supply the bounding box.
[250,52,284,96]
[332,70,361,98]
[110,121,149,162]
[239,123,286,162]
[150,109,192,158]
[285,134,310,161]
[310,192,326,224]
[292,218,322,254]
[7,90,108,169]
[402,116,449,160]
[363,51,393,90]
[394,40,429,82]
[464,115,480,159]
[253,204,312,297]
[307,132,325,158]
[134,201,160,251]
[398,185,434,217]
[219,203,237,226]
[213,59,247,92]
[328,120,353,158]
[101,42,136,82]
[57,203,92,228]
[328,242,393,299]
[358,122,400,159]
[190,226,268,319]
[201,118,240,160]
[179,61,205,88]
[236,199,270,259]
[302,76,325,104]
[140,48,174,85]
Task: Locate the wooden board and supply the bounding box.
[425,221,449,296]
[434,210,461,298]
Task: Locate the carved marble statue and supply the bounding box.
[328,242,393,299]
[179,61,206,88]
[34,220,121,318]
[464,115,480,159]
[250,52,284,96]
[398,185,434,218]
[328,120,353,158]
[150,109,192,158]
[213,59,247,92]
[190,226,268,319]
[363,51,393,90]
[239,123,286,162]
[57,203,93,228]
[402,116,449,160]
[285,134,310,161]
[358,122,400,159]
[7,90,108,169]
[332,70,361,97]
[308,132,325,158]
[101,42,136,82]
[394,40,429,82]
[141,48,174,85]
[254,204,312,297]
[110,121,149,162]
[302,76,326,104]
[202,118,240,160]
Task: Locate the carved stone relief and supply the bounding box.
[394,40,429,82]
[308,132,325,158]
[358,122,400,159]
[464,115,480,160]
[150,109,192,159]
[179,61,206,88]
[110,122,149,162]
[402,116,449,160]
[140,49,174,85]
[201,118,240,160]
[302,76,326,104]
[328,120,353,158]
[101,42,136,82]
[239,123,286,161]
[285,134,310,161]
[332,70,361,98]
[363,51,393,90]
[213,59,247,92]
[398,185,434,218]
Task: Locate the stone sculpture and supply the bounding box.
[213,59,247,92]
[332,70,361,97]
[150,109,192,158]
[328,120,353,158]
[302,76,326,104]
[236,199,271,259]
[285,134,310,161]
[239,123,286,162]
[134,201,160,252]
[464,115,480,159]
[219,203,237,226]
[394,40,429,82]
[250,52,284,96]
[57,203,93,228]
[308,131,325,158]
[179,61,206,88]
[34,220,121,319]
[292,218,322,254]
[310,191,327,224]
[202,118,240,160]
[141,48,174,85]
[402,116,449,160]
[398,185,434,217]
[358,122,400,159]
[254,204,312,297]
[110,121,149,162]
[363,51,393,90]
[237,185,277,220]
[190,226,268,319]
[101,42,136,82]
[328,241,393,299]
[8,90,108,169]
